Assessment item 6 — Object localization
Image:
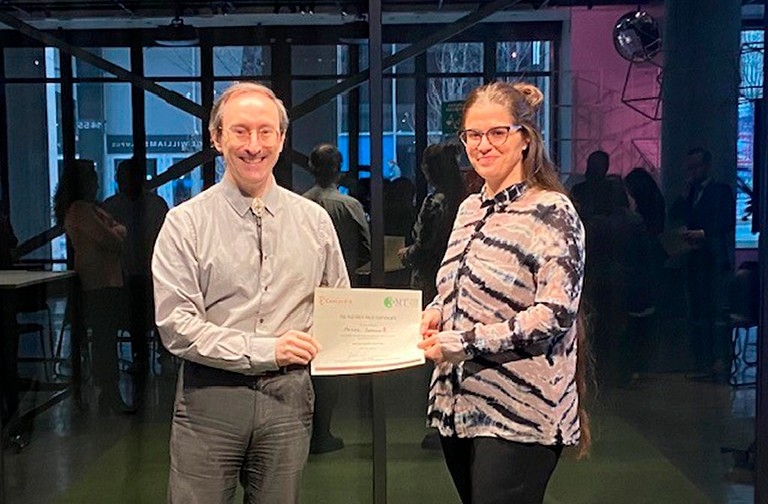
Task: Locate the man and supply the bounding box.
[569,149,612,220]
[103,157,169,385]
[682,147,735,382]
[303,143,370,454]
[152,82,349,503]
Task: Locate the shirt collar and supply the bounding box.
[220,174,280,218]
[479,181,528,210]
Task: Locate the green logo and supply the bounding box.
[384,297,394,308]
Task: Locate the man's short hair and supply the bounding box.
[308,143,342,188]
[208,82,289,142]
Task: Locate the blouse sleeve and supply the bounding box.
[439,196,585,361]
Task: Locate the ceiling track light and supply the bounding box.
[154,16,199,47]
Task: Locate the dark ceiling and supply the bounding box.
[0,1,676,20]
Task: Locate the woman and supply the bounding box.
[399,142,464,306]
[624,167,666,237]
[54,159,130,414]
[418,82,590,504]
[622,168,667,386]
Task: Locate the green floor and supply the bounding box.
[55,414,710,504]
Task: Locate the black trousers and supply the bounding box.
[440,436,562,504]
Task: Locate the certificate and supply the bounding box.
[311,287,425,375]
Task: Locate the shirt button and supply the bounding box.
[259,318,265,323]
[264,285,269,291]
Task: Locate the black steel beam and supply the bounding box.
[0,10,207,120]
[289,0,522,121]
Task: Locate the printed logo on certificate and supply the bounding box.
[311,287,425,375]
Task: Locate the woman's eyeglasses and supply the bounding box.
[458,125,522,148]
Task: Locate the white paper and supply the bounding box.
[311,287,425,375]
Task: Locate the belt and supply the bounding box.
[183,361,307,389]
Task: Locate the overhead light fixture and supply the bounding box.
[154,16,199,47]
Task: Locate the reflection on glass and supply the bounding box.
[145,83,203,208]
[496,40,551,72]
[75,83,132,200]
[213,46,271,76]
[5,47,57,78]
[427,42,483,73]
[72,48,131,78]
[6,83,61,262]
[427,77,483,134]
[292,45,349,75]
[143,46,201,77]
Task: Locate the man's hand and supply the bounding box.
[275,330,321,366]
[397,246,408,263]
[683,229,705,248]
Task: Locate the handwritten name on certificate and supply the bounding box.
[311,287,425,376]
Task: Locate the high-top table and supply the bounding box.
[0,270,80,502]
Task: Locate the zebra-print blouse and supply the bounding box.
[427,181,585,446]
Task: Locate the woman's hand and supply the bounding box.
[418,308,449,363]
[419,308,441,337]
[418,333,445,363]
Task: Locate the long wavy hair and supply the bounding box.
[462,81,592,458]
[53,159,98,226]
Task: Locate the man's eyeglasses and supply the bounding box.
[458,125,523,148]
[221,126,281,147]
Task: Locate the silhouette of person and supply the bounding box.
[681,148,735,381]
[624,168,666,237]
[398,143,463,307]
[570,150,612,220]
[303,143,371,454]
[397,142,464,451]
[622,168,668,386]
[53,159,131,414]
[103,157,169,388]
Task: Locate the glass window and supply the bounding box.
[496,40,551,72]
[5,47,57,78]
[75,82,132,200]
[427,42,483,74]
[427,76,483,134]
[6,83,61,262]
[737,29,763,248]
[383,44,415,74]
[143,47,201,77]
[213,46,271,76]
[740,30,763,101]
[72,47,131,78]
[145,82,204,207]
[292,45,349,76]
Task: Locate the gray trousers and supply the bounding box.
[168,362,314,504]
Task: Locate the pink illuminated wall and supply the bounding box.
[568,5,664,179]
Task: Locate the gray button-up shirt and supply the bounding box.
[303,184,371,282]
[152,175,350,375]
